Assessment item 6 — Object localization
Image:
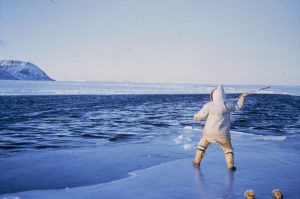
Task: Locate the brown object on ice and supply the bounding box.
[244,189,255,199]
[272,189,283,199]
[192,149,205,165]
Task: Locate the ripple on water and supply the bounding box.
[0,94,299,154]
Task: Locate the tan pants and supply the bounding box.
[193,136,235,169]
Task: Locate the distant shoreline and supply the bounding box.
[1,79,299,87]
[0,81,299,96]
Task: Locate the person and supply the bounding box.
[193,85,249,170]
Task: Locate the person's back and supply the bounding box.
[193,85,248,170]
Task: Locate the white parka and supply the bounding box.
[194,85,245,140]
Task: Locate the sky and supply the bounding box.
[0,0,299,85]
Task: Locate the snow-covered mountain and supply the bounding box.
[0,60,54,81]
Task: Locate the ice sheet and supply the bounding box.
[0,141,186,194]
[1,133,299,199]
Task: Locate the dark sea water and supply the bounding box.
[1,94,299,155]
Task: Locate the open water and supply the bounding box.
[1,93,299,155]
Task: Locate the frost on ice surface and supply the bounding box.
[231,131,287,141]
[174,135,184,144]
[1,197,20,199]
[183,144,194,150]
[183,125,193,130]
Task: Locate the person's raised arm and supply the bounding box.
[194,103,209,121]
[226,92,249,112]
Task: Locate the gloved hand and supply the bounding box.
[241,92,249,97]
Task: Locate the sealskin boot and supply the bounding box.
[193,150,205,165]
[225,152,236,170]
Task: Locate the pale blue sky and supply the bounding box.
[0,0,299,85]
